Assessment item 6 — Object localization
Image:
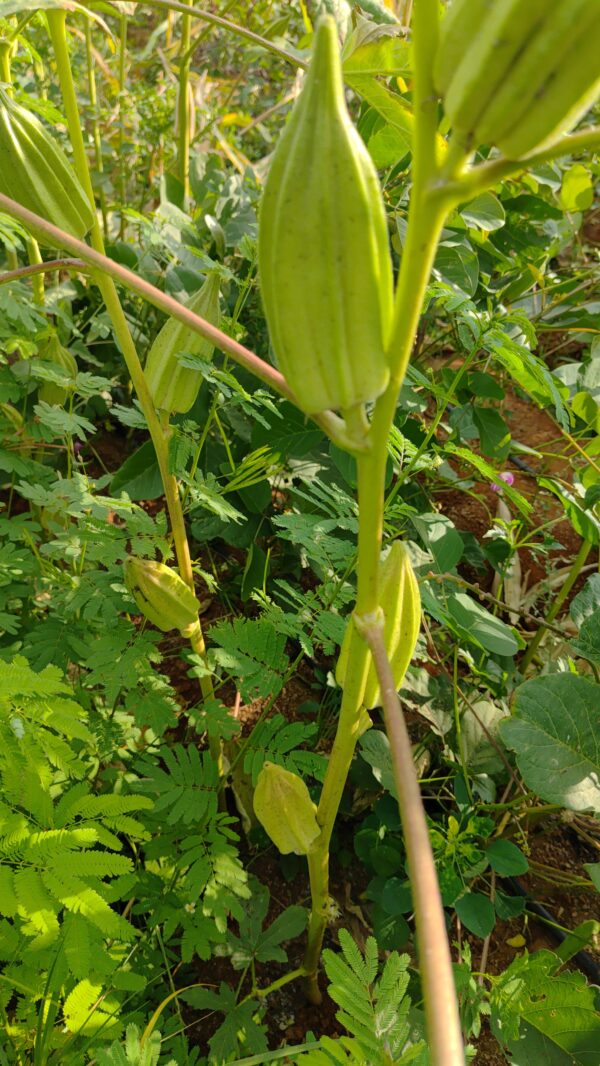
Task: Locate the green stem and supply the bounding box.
[303,625,371,1002]
[302,440,389,997]
[303,0,450,1005]
[520,538,592,673]
[444,125,600,204]
[0,38,12,84]
[118,12,128,239]
[84,19,108,237]
[177,0,192,197]
[45,9,217,711]
[25,237,44,304]
[4,246,18,270]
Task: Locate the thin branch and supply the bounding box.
[0,193,291,395]
[0,258,87,285]
[357,613,465,1066]
[0,197,364,453]
[425,572,569,636]
[100,0,306,70]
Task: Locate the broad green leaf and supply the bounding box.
[570,606,600,665]
[455,893,495,938]
[560,164,594,213]
[348,76,413,159]
[485,840,529,876]
[472,407,511,460]
[491,950,600,1064]
[446,592,520,656]
[460,192,506,233]
[343,27,409,76]
[570,574,600,627]
[554,920,600,964]
[434,242,479,297]
[411,512,463,572]
[110,440,163,501]
[353,0,399,25]
[359,729,397,796]
[500,676,600,812]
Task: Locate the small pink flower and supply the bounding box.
[491,471,514,493]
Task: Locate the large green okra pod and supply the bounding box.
[258,16,393,416]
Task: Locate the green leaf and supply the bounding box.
[500,675,600,811]
[343,27,409,76]
[110,440,163,501]
[455,892,495,938]
[348,76,413,160]
[186,983,268,1062]
[252,400,323,458]
[485,840,529,876]
[460,192,505,233]
[494,890,526,920]
[570,574,600,627]
[539,477,600,546]
[359,729,397,796]
[242,713,325,786]
[560,164,594,212]
[554,920,600,965]
[484,330,570,430]
[135,745,219,825]
[570,607,600,665]
[211,620,290,705]
[443,443,532,517]
[226,880,306,968]
[490,949,600,1064]
[472,407,511,460]
[63,977,120,1037]
[446,592,520,656]
[411,512,463,571]
[34,402,96,441]
[434,241,479,296]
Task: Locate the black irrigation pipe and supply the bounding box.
[504,876,600,985]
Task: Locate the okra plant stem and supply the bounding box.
[118,11,128,239]
[0,38,12,85]
[84,19,108,237]
[305,8,464,1062]
[25,237,44,304]
[45,11,218,717]
[177,0,193,197]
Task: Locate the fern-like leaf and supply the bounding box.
[318,931,416,1066]
[63,977,121,1037]
[135,745,218,825]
